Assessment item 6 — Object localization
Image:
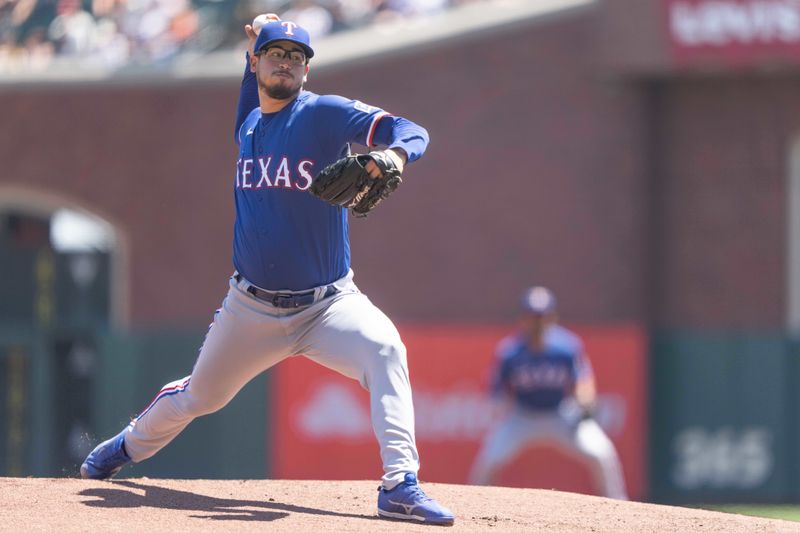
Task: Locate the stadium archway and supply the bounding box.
[0,185,133,474]
[0,185,129,328]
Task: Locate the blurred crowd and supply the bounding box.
[0,0,483,74]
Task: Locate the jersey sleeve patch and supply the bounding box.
[354,100,377,114]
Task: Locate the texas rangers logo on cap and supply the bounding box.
[281,21,298,36]
[254,19,314,58]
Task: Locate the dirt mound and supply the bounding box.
[2,478,798,532]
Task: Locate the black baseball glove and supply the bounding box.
[579,403,596,422]
[309,150,402,217]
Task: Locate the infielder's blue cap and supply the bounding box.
[255,20,314,58]
[520,286,557,314]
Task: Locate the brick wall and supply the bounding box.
[3,8,792,329]
[0,83,237,325]
[649,76,800,328]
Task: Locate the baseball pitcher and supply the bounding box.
[468,286,628,500]
[80,16,454,526]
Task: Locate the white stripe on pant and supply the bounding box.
[123,272,419,488]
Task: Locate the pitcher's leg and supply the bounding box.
[297,293,418,488]
[124,284,291,462]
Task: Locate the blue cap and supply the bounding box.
[254,20,314,59]
[520,286,557,314]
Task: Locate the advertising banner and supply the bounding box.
[272,323,647,500]
[650,333,793,502]
[664,0,800,65]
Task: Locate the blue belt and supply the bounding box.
[234,273,338,308]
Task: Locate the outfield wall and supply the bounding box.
[7,322,800,503]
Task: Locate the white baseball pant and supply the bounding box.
[121,271,419,488]
[469,409,628,499]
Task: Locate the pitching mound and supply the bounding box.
[2,478,798,532]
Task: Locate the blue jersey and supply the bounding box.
[232,63,428,290]
[492,325,592,411]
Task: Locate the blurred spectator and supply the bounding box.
[0,0,492,75]
[88,13,128,67]
[281,0,333,39]
[48,0,96,56]
[20,26,53,69]
[328,0,372,31]
[374,0,448,22]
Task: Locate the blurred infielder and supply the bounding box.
[468,286,628,500]
[80,15,454,525]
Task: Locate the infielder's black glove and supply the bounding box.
[309,151,402,217]
[579,403,596,422]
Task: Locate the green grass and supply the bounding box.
[707,505,800,522]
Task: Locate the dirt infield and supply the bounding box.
[2,478,799,532]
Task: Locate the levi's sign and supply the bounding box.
[665,0,800,64]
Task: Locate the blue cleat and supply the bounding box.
[377,473,455,526]
[80,430,131,480]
